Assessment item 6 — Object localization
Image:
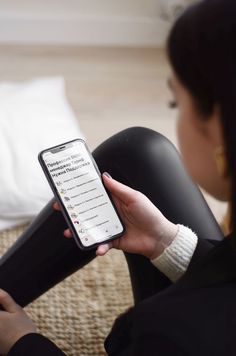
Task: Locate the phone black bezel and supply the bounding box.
[38,138,125,251]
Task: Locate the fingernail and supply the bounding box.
[103,172,112,179]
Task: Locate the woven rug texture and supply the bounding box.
[0,225,133,355]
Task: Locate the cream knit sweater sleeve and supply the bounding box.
[151,224,198,282]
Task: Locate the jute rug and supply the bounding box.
[0,225,133,355]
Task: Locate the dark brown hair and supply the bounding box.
[167,0,236,235]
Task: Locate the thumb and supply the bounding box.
[96,243,111,256]
[102,173,137,205]
[0,290,21,313]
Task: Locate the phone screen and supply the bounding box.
[41,140,124,248]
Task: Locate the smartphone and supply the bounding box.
[38,139,125,250]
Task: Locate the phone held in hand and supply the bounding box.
[38,139,125,250]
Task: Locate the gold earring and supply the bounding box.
[214,146,229,178]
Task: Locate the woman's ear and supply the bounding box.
[206,105,229,177]
[205,104,224,147]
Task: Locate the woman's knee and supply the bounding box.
[93,126,178,171]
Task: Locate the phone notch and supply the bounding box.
[51,142,73,154]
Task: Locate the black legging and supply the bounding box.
[0,127,223,306]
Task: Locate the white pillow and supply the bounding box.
[0,77,84,230]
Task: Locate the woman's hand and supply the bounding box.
[54,174,178,260]
[0,290,36,355]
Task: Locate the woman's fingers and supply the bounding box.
[96,243,112,256]
[102,173,137,205]
[0,290,21,313]
[64,229,72,238]
[53,202,61,211]
[64,229,114,255]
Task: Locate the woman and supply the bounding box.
[0,0,235,354]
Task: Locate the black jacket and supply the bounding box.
[8,235,236,355]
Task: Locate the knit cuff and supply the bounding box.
[151,224,198,282]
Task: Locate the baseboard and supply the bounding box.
[0,14,171,47]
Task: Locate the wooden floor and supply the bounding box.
[0,45,226,221]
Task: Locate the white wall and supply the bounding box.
[0,0,177,46]
[0,0,161,17]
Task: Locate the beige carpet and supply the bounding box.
[0,225,133,355]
